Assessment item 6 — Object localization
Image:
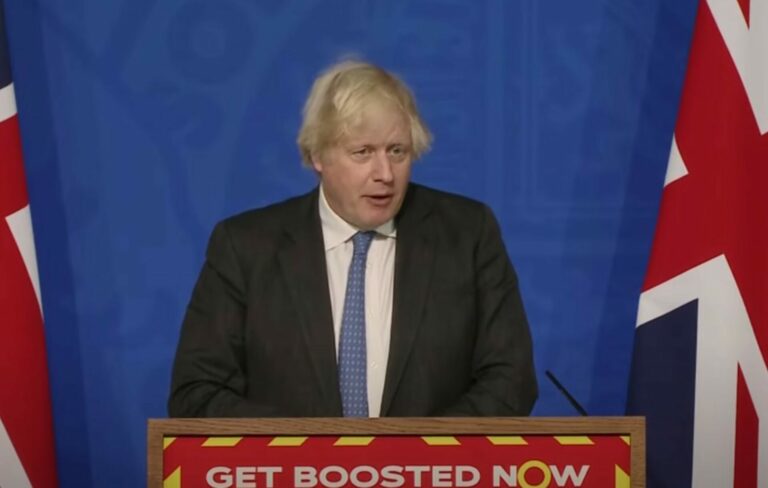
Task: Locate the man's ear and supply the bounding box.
[310,152,324,174]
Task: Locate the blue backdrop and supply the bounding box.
[3,0,698,486]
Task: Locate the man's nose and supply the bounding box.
[372,151,394,182]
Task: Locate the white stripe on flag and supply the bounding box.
[6,205,43,315]
[0,83,17,123]
[0,418,32,488]
[664,136,688,187]
[707,0,768,134]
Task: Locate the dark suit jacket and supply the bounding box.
[168,183,537,417]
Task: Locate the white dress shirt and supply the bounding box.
[318,186,395,417]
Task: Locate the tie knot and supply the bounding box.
[352,231,375,256]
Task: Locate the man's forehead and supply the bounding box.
[340,107,411,143]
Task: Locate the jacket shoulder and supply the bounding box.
[215,190,317,238]
[407,183,490,219]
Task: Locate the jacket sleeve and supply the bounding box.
[167,221,280,418]
[438,205,538,416]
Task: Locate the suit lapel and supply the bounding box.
[277,189,342,415]
[381,185,435,415]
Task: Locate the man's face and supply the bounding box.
[312,101,413,230]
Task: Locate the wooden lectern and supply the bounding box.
[148,416,644,487]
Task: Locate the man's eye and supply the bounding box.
[388,146,408,159]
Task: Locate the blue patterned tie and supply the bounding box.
[338,231,375,417]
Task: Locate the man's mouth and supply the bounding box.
[365,194,394,205]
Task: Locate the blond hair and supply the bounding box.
[297,60,432,166]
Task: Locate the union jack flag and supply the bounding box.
[0,1,58,486]
[628,0,768,486]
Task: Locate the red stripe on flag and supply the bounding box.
[0,105,58,485]
[639,2,768,485]
[642,1,768,358]
[738,0,751,26]
[0,219,58,487]
[0,115,29,216]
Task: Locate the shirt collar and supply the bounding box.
[318,185,396,251]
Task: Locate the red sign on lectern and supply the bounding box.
[161,433,631,487]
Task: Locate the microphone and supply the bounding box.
[545,370,588,416]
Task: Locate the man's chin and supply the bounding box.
[356,203,399,228]
[357,212,395,230]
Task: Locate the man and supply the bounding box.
[168,60,537,418]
